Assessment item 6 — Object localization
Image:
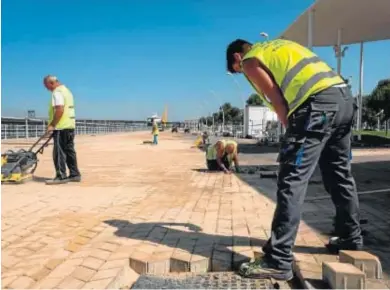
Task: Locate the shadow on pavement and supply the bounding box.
[237,144,280,155]
[191,169,211,173]
[104,220,328,264]
[32,176,50,183]
[352,134,390,147]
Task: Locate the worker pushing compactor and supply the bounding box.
[44,75,81,185]
[226,38,362,281]
[205,139,240,174]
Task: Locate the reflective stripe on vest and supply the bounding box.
[279,56,339,111]
[242,40,344,116]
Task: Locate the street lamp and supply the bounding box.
[198,104,207,127]
[210,90,225,132]
[203,100,214,131]
[260,32,269,41]
[226,72,246,136]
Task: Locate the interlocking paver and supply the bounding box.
[100,258,128,270]
[82,277,114,289]
[91,267,122,281]
[8,276,35,289]
[57,276,85,289]
[72,266,97,282]
[2,276,18,288]
[81,256,105,270]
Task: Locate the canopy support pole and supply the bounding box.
[357,42,364,141]
[307,9,314,49]
[337,29,342,74]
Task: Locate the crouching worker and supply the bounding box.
[206,140,240,173]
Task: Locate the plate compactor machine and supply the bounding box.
[1,134,53,184]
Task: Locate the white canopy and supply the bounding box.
[280,0,390,47]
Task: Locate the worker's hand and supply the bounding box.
[47,125,55,133]
[224,169,231,174]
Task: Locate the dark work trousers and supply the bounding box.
[263,85,362,271]
[52,129,81,179]
[207,154,230,171]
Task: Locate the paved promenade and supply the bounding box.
[1,132,390,289]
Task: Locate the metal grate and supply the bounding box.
[131,272,276,289]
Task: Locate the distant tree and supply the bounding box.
[361,95,378,129]
[199,117,207,125]
[230,107,243,124]
[201,102,243,125]
[246,93,264,106]
[363,79,390,133]
[369,79,390,120]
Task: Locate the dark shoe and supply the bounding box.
[238,257,294,281]
[45,177,69,185]
[68,175,81,182]
[326,237,363,254]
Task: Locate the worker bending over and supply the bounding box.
[206,139,240,173]
[226,38,362,281]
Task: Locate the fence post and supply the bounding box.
[4,125,7,140]
[36,125,38,138]
[25,118,29,139]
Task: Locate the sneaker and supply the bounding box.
[45,177,69,185]
[238,257,294,281]
[68,175,81,182]
[326,237,363,254]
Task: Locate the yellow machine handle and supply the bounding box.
[1,155,7,166]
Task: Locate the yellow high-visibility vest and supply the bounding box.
[48,85,76,129]
[242,39,344,117]
[225,140,237,164]
[152,124,159,135]
[206,139,226,160]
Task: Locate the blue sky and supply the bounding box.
[2,0,389,121]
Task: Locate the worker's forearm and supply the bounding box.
[234,157,239,168]
[272,100,288,127]
[50,111,63,127]
[216,158,228,171]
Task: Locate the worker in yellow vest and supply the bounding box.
[44,75,81,185]
[226,39,361,280]
[151,120,159,145]
[206,139,239,173]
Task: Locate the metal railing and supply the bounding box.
[1,123,148,140]
[194,121,282,141]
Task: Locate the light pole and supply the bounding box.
[210,90,225,132]
[226,72,246,136]
[203,100,214,131]
[376,110,384,131]
[199,104,207,128]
